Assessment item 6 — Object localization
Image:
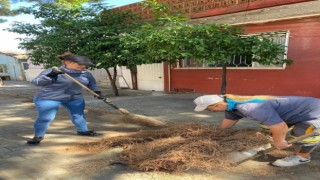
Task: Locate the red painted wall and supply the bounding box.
[190,0,315,19]
[113,0,319,96]
[114,0,314,20]
[165,16,320,97]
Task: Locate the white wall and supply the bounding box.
[137,63,164,91]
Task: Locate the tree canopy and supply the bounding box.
[6,3,142,95]
[0,0,101,22]
[120,1,292,94]
[0,0,99,13]
[5,0,292,95]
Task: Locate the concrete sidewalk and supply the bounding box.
[1,80,320,180]
[0,80,256,128]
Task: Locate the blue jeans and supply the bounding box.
[33,97,89,137]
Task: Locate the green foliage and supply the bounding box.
[141,0,188,24]
[6,3,141,69]
[25,0,102,7]
[0,0,22,21]
[6,2,142,95]
[123,0,290,69]
[0,0,101,22]
[6,0,291,94]
[124,22,290,66]
[122,0,290,70]
[0,0,11,15]
[51,0,100,7]
[120,0,191,67]
[122,15,291,94]
[248,33,292,65]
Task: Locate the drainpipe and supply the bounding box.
[13,63,17,81]
[168,63,171,92]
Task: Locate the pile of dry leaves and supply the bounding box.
[78,123,272,172]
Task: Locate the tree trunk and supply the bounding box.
[130,66,138,90]
[221,63,227,95]
[105,67,119,96]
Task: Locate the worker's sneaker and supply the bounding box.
[77,130,97,136]
[272,155,310,167]
[27,137,44,145]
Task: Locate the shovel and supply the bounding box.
[53,67,166,127]
[228,130,319,165]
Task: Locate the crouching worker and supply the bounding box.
[27,52,105,145]
[193,94,320,167]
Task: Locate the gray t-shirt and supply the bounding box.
[225,96,320,126]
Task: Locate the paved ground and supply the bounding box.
[1,80,320,180]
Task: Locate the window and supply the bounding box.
[22,62,29,70]
[176,30,289,69]
[0,64,8,74]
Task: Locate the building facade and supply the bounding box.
[117,0,320,97]
[0,51,28,81]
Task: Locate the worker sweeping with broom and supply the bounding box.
[194,94,320,167]
[27,52,105,145]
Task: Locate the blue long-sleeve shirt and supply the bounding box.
[32,66,100,100]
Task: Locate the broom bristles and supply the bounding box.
[118,108,130,115]
[120,113,166,127]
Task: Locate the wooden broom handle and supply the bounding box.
[53,67,123,111]
[261,130,318,155]
[287,130,318,144]
[235,130,319,165]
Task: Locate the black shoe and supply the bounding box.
[77,130,97,136]
[27,137,43,145]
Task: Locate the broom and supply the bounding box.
[53,67,166,127]
[228,130,319,165]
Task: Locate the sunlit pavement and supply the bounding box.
[1,80,320,179]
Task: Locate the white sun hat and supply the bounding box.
[193,95,224,112]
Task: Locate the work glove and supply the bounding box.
[46,67,64,78]
[93,91,107,99]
